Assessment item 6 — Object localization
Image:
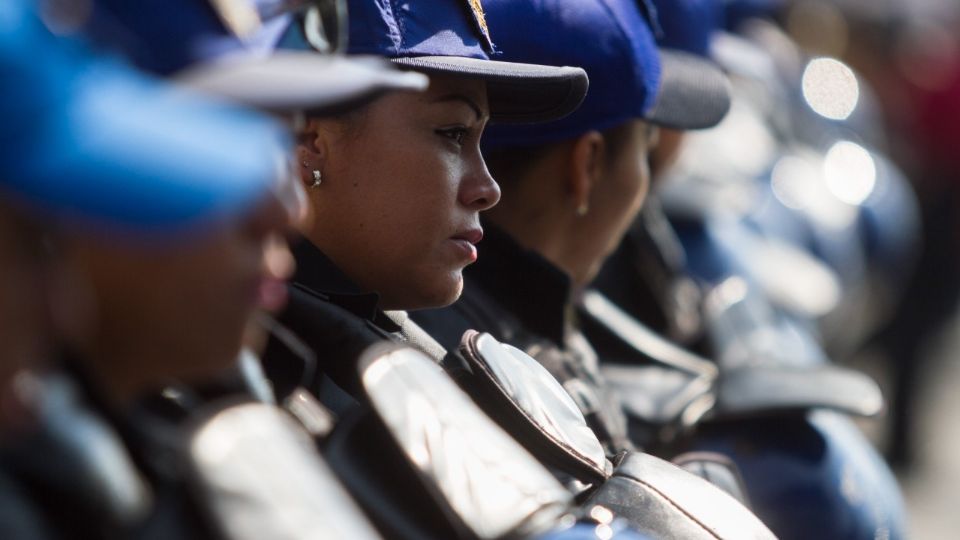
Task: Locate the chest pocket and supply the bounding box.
[352,343,573,539]
[185,401,382,540]
[457,331,611,484]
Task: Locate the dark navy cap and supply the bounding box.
[481,0,731,148]
[724,0,785,31]
[0,0,290,235]
[645,0,730,129]
[319,0,590,124]
[81,0,427,112]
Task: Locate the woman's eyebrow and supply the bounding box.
[431,94,486,121]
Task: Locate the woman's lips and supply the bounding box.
[450,228,483,263]
[453,228,484,245]
[256,275,289,312]
[256,235,295,313]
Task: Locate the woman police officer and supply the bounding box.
[411,0,731,454]
[262,0,589,409]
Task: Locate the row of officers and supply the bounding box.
[0,0,908,538]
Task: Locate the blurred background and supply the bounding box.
[722,0,960,537]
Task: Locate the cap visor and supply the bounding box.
[646,49,732,130]
[175,52,429,114]
[392,56,588,124]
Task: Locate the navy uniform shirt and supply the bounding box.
[262,239,444,414]
[412,222,634,455]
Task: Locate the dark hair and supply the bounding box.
[295,106,369,149]
[483,122,635,187]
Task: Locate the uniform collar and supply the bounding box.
[465,221,573,344]
[291,239,400,332]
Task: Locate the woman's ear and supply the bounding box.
[568,130,606,216]
[296,118,331,188]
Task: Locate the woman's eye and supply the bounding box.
[437,127,469,146]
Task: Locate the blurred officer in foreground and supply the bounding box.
[0,0,424,537]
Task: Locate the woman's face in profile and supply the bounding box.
[302,76,501,310]
[575,120,657,286]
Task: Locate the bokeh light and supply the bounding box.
[823,141,877,205]
[801,58,860,120]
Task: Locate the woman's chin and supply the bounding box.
[439,273,465,307]
[399,272,463,311]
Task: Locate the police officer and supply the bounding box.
[261,0,589,412]
[411,0,730,456]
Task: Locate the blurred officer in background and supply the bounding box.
[585,1,908,539]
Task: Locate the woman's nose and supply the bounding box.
[460,158,501,211]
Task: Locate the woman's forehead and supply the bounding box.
[422,76,488,112]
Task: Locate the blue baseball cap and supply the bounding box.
[0,0,290,235]
[480,0,731,148]
[80,0,427,113]
[652,0,725,58]
[289,0,589,124]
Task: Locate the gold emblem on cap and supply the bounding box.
[467,0,491,42]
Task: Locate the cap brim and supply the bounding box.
[175,53,429,114]
[392,56,588,124]
[646,49,732,130]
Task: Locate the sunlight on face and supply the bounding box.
[301,76,500,310]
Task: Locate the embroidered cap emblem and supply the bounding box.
[466,0,493,50]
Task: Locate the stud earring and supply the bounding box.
[311,170,322,188]
[576,203,589,217]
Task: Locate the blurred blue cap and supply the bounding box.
[84,0,287,76]
[723,0,785,31]
[281,0,590,124]
[481,0,731,149]
[652,0,725,58]
[82,0,428,112]
[0,0,289,235]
